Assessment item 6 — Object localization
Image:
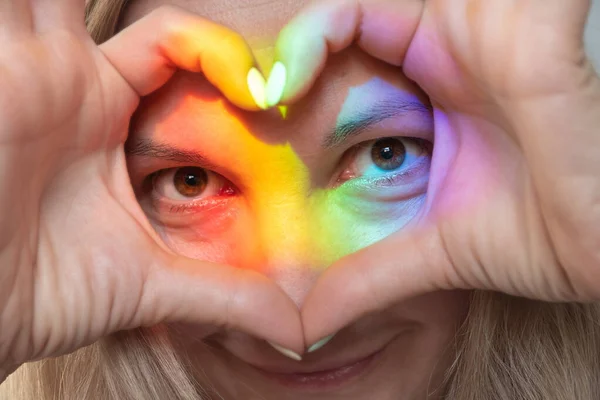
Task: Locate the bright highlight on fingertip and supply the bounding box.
[247,67,268,110]
[266,61,287,107]
[307,334,335,353]
[268,341,303,361]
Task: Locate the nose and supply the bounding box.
[250,188,327,308]
[259,262,321,309]
[231,151,329,307]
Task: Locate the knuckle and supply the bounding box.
[211,29,246,53]
[151,4,187,21]
[150,5,191,38]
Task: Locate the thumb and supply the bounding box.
[301,223,458,347]
[529,0,591,41]
[130,247,305,355]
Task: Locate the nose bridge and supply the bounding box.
[255,195,320,306]
[258,194,318,257]
[251,153,316,265]
[245,144,324,305]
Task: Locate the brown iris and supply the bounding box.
[173,167,208,197]
[371,138,406,170]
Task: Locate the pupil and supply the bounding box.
[380,146,394,160]
[184,174,199,186]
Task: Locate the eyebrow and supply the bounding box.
[323,96,432,148]
[126,96,432,162]
[125,139,213,167]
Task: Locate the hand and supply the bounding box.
[263,0,600,346]
[0,1,303,379]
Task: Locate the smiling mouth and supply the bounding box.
[253,348,385,391]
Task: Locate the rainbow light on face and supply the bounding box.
[144,72,429,274]
[212,115,371,271]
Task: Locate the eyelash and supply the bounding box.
[164,198,233,214]
[144,136,432,214]
[336,137,432,188]
[144,169,236,215]
[359,156,430,187]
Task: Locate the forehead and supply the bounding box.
[122,0,429,151]
[123,0,306,58]
[121,0,426,99]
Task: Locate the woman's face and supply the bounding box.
[123,1,469,399]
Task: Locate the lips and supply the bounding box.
[253,346,385,375]
[208,319,413,392]
[227,328,401,376]
[255,349,383,390]
[228,332,398,393]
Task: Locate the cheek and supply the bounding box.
[154,192,427,270]
[310,190,427,263]
[154,200,261,267]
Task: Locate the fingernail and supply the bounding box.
[307,334,335,353]
[247,67,268,110]
[268,342,302,361]
[265,61,287,107]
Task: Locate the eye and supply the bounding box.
[339,137,431,184]
[152,166,233,201]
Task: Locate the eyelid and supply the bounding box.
[151,167,220,201]
[332,136,432,189]
[144,166,238,222]
[127,153,243,196]
[327,112,434,151]
[340,156,430,202]
[128,154,216,178]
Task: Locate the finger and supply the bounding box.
[0,0,33,34]
[264,0,424,107]
[133,251,305,355]
[301,225,455,347]
[30,0,85,33]
[100,5,266,111]
[529,0,591,40]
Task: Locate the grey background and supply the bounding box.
[586,0,600,70]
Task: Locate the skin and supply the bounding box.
[266,0,600,346]
[0,0,306,381]
[123,1,469,398]
[0,0,599,398]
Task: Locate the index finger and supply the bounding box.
[264,0,424,107]
[100,5,268,110]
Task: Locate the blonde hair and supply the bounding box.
[2,1,600,398]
